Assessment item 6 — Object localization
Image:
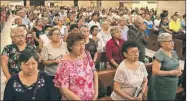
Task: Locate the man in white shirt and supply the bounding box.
[88,12,101,30]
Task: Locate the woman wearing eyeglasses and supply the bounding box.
[1,27,36,81]
[110,41,148,100]
[148,33,182,100]
[41,27,68,79]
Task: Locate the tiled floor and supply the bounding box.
[1,15,14,100]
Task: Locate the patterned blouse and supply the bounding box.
[1,44,36,75]
[54,51,96,100]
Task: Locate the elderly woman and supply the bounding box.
[128,15,148,62]
[54,33,98,100]
[106,26,125,68]
[1,27,36,81]
[110,41,148,100]
[54,17,68,36]
[148,33,182,100]
[11,16,22,29]
[41,27,68,78]
[3,49,59,100]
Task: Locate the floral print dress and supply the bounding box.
[54,52,96,100]
[1,44,36,75]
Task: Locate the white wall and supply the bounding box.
[132,1,157,9]
[1,1,23,6]
[157,1,185,17]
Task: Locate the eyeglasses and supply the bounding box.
[162,40,174,44]
[53,33,61,36]
[12,34,26,38]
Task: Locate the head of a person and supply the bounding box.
[70,24,79,33]
[44,25,53,34]
[101,20,110,30]
[19,49,39,76]
[53,17,59,25]
[14,16,22,25]
[118,17,126,26]
[171,14,178,22]
[157,33,174,50]
[35,18,43,27]
[145,14,151,21]
[42,17,49,25]
[90,25,99,36]
[110,26,121,39]
[57,17,65,25]
[156,14,160,20]
[48,27,61,42]
[121,40,139,62]
[91,12,99,21]
[77,18,85,27]
[11,26,27,45]
[79,25,89,36]
[161,17,168,23]
[66,32,86,56]
[133,16,144,29]
[18,10,25,18]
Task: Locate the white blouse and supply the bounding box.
[110,61,148,100]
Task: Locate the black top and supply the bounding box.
[3,72,59,101]
[32,27,44,46]
[85,38,97,59]
[1,44,36,75]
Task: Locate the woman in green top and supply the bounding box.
[148,33,182,100]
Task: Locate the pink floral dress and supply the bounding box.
[54,52,95,100]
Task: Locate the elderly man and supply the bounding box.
[1,27,36,80]
[127,16,148,62]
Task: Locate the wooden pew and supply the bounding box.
[97,68,115,100]
[173,39,183,60]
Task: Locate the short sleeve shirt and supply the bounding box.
[1,44,36,75]
[110,61,148,100]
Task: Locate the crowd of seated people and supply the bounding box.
[1,5,186,100]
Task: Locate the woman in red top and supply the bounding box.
[106,26,125,68]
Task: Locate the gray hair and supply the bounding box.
[132,15,144,25]
[110,26,121,36]
[80,24,89,30]
[11,27,27,37]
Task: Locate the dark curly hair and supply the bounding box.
[66,32,85,52]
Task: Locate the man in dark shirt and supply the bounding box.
[127,16,148,62]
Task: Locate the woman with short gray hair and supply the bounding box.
[1,27,36,81]
[148,33,182,100]
[106,26,125,68]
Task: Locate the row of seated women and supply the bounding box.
[3,29,182,100]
